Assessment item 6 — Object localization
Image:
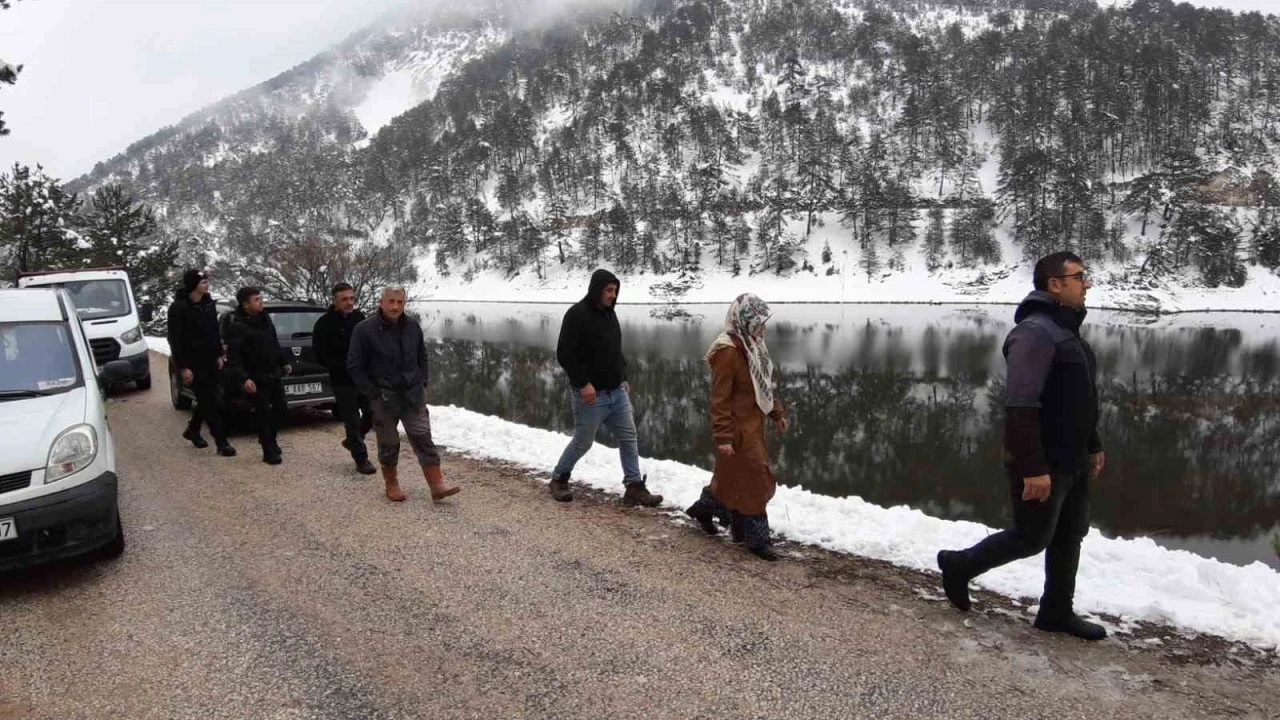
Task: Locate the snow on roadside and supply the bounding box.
[429,404,1280,651]
[142,336,1280,651]
[145,336,170,356]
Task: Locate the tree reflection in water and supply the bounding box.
[424,309,1280,568]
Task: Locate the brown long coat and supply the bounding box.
[708,336,784,517]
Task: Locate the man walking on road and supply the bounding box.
[167,269,235,457]
[549,269,662,507]
[937,252,1108,641]
[347,286,459,503]
[313,283,375,475]
[224,287,291,466]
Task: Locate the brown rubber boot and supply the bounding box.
[424,464,460,503]
[382,465,406,502]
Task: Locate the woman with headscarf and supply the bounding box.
[685,293,789,561]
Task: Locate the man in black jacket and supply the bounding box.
[937,252,1108,641]
[166,269,235,456]
[224,286,291,465]
[347,286,459,503]
[312,282,375,475]
[549,269,662,507]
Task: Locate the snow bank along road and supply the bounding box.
[0,353,1275,720]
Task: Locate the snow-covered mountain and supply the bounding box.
[72,0,1280,311]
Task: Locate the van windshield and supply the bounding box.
[269,309,326,339]
[44,280,132,321]
[0,322,83,398]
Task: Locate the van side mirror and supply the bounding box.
[140,302,154,323]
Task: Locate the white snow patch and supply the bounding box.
[145,336,171,356]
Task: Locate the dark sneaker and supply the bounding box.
[263,448,283,465]
[355,458,376,475]
[182,427,208,449]
[549,473,573,502]
[1034,613,1107,641]
[216,443,237,457]
[937,550,972,612]
[684,505,719,535]
[749,545,780,562]
[621,480,662,507]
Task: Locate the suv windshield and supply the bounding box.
[0,322,83,398]
[40,279,131,321]
[270,309,326,339]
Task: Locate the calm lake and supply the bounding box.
[417,302,1280,570]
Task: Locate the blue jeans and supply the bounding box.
[553,386,642,485]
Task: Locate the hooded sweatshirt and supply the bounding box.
[556,269,627,391]
[1002,290,1103,478]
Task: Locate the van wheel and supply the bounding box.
[99,520,125,560]
[170,371,192,410]
[136,374,152,391]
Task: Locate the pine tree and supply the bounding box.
[924,206,946,271]
[81,184,176,309]
[0,163,83,279]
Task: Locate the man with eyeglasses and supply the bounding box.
[938,251,1108,641]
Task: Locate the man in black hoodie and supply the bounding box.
[549,269,662,507]
[224,286,291,465]
[937,252,1108,641]
[166,269,235,456]
[312,282,375,475]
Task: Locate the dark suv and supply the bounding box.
[168,300,336,414]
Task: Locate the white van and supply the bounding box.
[0,287,129,571]
[17,267,154,390]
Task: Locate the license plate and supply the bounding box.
[285,382,323,397]
[0,517,16,542]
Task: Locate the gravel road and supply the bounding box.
[1,353,1276,720]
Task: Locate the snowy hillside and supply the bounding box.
[73,0,1280,312]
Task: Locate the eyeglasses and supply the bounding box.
[1052,271,1087,283]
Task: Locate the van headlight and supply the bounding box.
[46,424,98,484]
[120,325,142,344]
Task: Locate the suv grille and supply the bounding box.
[0,471,32,495]
[89,337,121,364]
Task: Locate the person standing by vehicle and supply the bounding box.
[224,286,291,466]
[347,286,459,503]
[167,269,235,457]
[937,252,1108,641]
[313,283,375,475]
[549,269,662,507]
[685,293,788,561]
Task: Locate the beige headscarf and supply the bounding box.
[704,293,775,415]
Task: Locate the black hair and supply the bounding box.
[331,282,353,296]
[235,286,261,306]
[1033,252,1083,291]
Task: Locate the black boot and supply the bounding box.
[1034,613,1107,641]
[263,444,282,465]
[355,457,376,475]
[621,477,662,507]
[749,545,779,562]
[182,426,208,449]
[936,550,972,612]
[549,473,573,502]
[215,441,237,457]
[684,504,719,536]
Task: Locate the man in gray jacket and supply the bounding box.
[347,286,460,503]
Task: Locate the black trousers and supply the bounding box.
[958,463,1090,619]
[332,383,373,461]
[245,375,287,451]
[186,363,226,444]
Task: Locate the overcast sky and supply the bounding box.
[0,0,1275,182]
